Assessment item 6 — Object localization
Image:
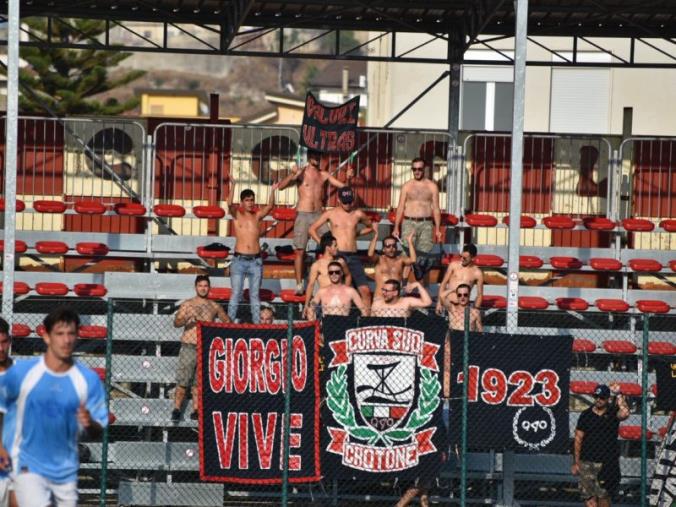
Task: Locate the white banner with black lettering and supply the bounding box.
[650,416,676,507]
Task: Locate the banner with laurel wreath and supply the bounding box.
[321,314,448,479]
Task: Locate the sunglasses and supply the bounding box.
[328,270,342,275]
[384,243,397,248]
[457,293,469,298]
[412,167,424,172]
[382,287,397,292]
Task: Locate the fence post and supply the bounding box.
[460,305,470,506]
[640,313,649,507]
[99,298,114,507]
[281,302,293,506]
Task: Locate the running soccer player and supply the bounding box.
[0,307,108,507]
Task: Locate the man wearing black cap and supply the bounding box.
[572,383,630,507]
[309,187,374,311]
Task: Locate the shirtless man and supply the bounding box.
[226,181,279,323]
[444,284,483,331]
[393,158,442,279]
[303,232,351,318]
[306,261,368,320]
[172,275,229,422]
[309,187,374,310]
[368,229,416,296]
[371,279,432,318]
[436,243,484,315]
[277,150,353,294]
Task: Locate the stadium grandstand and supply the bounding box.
[0,0,675,505]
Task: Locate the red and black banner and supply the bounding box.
[197,322,321,483]
[300,92,360,153]
[448,332,571,453]
[321,314,448,480]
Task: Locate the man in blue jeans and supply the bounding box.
[226,180,279,323]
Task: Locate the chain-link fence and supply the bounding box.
[4,298,674,506]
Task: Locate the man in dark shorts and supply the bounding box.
[572,383,630,506]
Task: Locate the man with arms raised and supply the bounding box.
[368,229,416,296]
[436,243,484,314]
[393,157,442,280]
[172,275,230,422]
[226,180,279,324]
[303,232,351,318]
[277,149,353,294]
[306,261,368,320]
[309,187,374,311]
[442,284,483,332]
[371,279,432,318]
[0,307,108,507]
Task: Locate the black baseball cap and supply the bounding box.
[339,187,355,204]
[594,384,610,398]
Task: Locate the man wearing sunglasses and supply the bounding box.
[371,279,432,318]
[392,158,442,281]
[436,243,484,315]
[572,383,630,507]
[306,261,368,321]
[442,284,483,332]
[367,229,417,296]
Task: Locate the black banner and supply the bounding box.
[321,314,447,479]
[650,417,675,507]
[655,359,676,411]
[300,92,360,153]
[449,332,571,453]
[197,322,321,483]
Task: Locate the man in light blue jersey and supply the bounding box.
[0,308,108,507]
[0,317,16,507]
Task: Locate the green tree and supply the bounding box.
[8,18,144,115]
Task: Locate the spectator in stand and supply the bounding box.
[172,275,229,422]
[277,149,353,295]
[0,318,16,507]
[367,229,417,296]
[572,383,630,507]
[226,180,279,324]
[309,187,375,312]
[392,157,442,282]
[303,232,351,319]
[306,261,368,320]
[442,284,483,332]
[260,304,275,325]
[371,280,432,318]
[0,308,108,507]
[436,243,484,314]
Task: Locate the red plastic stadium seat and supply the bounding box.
[570,381,597,395]
[33,200,67,213]
[617,382,642,397]
[11,323,31,338]
[464,214,498,227]
[276,249,296,262]
[441,212,459,226]
[73,284,107,297]
[387,210,397,224]
[543,215,575,229]
[658,426,669,438]
[572,339,596,353]
[502,215,537,228]
[272,207,297,221]
[153,204,186,217]
[550,256,583,269]
[590,258,622,271]
[629,259,662,272]
[474,254,504,267]
[622,218,654,232]
[648,341,676,356]
[596,299,629,313]
[207,287,232,301]
[364,211,382,223]
[441,254,459,266]
[0,281,30,296]
[481,295,507,309]
[35,241,69,255]
[0,240,28,254]
[193,205,225,219]
[78,325,107,340]
[244,288,276,302]
[76,242,109,256]
[0,198,25,212]
[636,300,670,314]
[518,296,548,310]
[74,200,106,215]
[280,289,306,303]
[520,255,544,269]
[670,260,676,272]
[36,324,45,336]
[556,297,589,311]
[659,219,676,232]
[197,246,230,259]
[114,202,147,216]
[93,367,106,381]
[619,426,653,440]
[602,340,637,354]
[35,282,69,296]
[583,217,616,231]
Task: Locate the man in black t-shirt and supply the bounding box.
[572,383,630,506]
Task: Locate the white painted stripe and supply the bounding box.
[10,359,46,471]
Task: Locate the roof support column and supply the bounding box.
[2,0,20,325]
[506,0,529,332]
[447,29,464,215]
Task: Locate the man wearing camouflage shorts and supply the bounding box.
[572,384,630,506]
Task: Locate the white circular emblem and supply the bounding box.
[512,406,556,451]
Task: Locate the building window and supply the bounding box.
[461,54,514,132]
